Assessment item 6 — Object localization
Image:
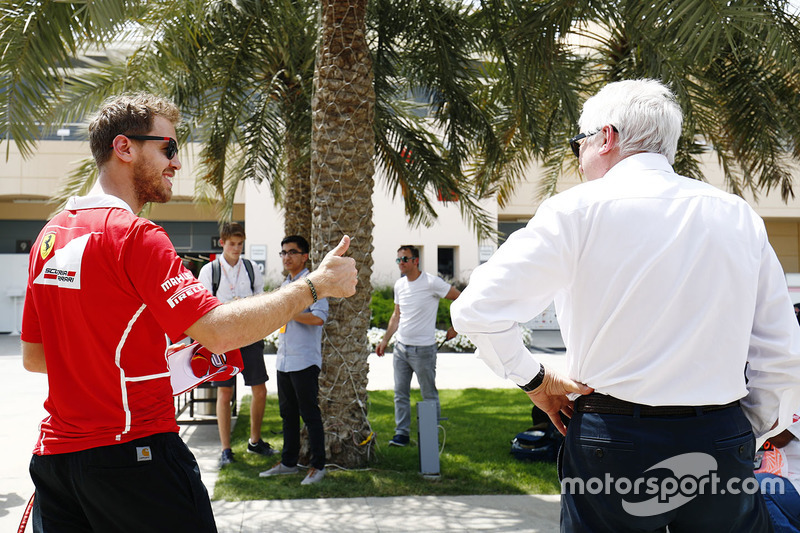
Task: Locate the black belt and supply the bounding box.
[575,393,740,418]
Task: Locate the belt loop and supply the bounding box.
[633,405,641,418]
[694,406,704,416]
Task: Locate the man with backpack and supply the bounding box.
[198,222,278,467]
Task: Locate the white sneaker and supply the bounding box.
[259,462,299,477]
[301,467,326,485]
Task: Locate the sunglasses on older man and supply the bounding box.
[568,125,618,159]
[125,135,179,160]
[396,256,415,264]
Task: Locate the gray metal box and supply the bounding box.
[417,400,440,475]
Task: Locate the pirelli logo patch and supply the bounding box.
[166,282,205,308]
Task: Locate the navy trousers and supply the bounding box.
[560,404,773,532]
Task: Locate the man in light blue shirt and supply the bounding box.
[259,235,329,485]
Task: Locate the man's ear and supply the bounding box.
[110,135,134,162]
[218,238,225,247]
[598,125,618,155]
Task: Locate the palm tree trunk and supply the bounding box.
[309,0,375,467]
[283,141,312,239]
[283,80,313,240]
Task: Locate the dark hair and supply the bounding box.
[219,222,246,242]
[281,235,309,254]
[397,245,419,259]
[88,92,180,167]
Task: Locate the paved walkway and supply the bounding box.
[0,332,566,532]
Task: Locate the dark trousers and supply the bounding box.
[30,432,216,532]
[561,404,772,532]
[277,365,326,470]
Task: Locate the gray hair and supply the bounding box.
[578,79,683,164]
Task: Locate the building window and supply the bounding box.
[438,247,455,279]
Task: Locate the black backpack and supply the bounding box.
[510,405,566,462]
[210,258,256,296]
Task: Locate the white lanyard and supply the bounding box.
[221,260,242,297]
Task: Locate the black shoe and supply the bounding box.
[389,434,410,447]
[247,439,279,456]
[219,448,235,468]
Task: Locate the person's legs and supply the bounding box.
[239,340,276,454]
[756,473,800,531]
[408,343,440,419]
[249,382,267,443]
[30,453,92,532]
[392,342,413,437]
[215,385,234,451]
[293,365,326,470]
[277,370,301,467]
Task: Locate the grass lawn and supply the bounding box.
[214,388,560,500]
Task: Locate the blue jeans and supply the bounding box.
[561,405,771,532]
[757,473,800,532]
[392,342,439,436]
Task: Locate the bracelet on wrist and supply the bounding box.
[304,277,318,303]
[519,365,546,392]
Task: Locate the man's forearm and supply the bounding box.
[188,235,356,353]
[292,311,324,326]
[187,278,315,353]
[382,315,399,343]
[22,341,47,373]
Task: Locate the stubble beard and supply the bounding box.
[133,159,172,206]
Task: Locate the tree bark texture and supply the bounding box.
[308,0,376,468]
[282,79,313,241]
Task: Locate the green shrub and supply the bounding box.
[437,299,453,330]
[370,286,395,328]
[369,284,460,330]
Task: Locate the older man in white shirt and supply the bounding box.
[452,79,800,532]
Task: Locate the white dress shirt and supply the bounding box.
[451,153,800,439]
[198,256,264,303]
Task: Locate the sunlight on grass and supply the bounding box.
[214,389,560,500]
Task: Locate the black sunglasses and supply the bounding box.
[568,125,618,159]
[396,256,415,264]
[125,135,179,160]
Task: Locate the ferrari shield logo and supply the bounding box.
[40,232,56,260]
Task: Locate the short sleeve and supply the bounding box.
[21,278,41,343]
[122,222,220,340]
[431,275,452,299]
[310,297,329,322]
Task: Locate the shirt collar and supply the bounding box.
[286,268,310,282]
[605,153,674,180]
[219,256,242,272]
[65,194,134,213]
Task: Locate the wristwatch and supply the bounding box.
[519,365,546,392]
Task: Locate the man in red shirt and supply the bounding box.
[21,93,357,532]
